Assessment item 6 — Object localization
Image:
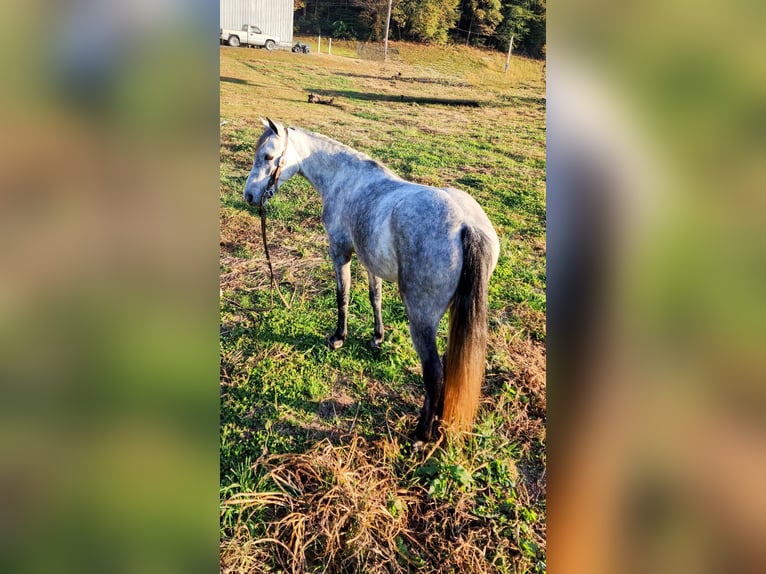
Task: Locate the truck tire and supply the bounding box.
[228,35,240,48]
[265,40,275,51]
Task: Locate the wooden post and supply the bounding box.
[384,0,393,61]
[318,34,321,55]
[329,38,332,55]
[505,35,514,73]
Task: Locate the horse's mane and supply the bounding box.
[256,125,398,179]
[296,128,398,179]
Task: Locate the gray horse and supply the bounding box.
[244,118,500,442]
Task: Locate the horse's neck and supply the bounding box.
[294,131,372,201]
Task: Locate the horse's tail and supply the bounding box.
[441,225,492,433]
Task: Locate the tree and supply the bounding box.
[295,0,545,58]
[352,0,391,41]
[495,0,545,57]
[462,0,503,46]
[394,0,460,44]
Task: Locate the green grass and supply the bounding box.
[220,40,545,573]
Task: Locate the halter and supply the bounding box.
[258,127,292,309]
[263,127,290,203]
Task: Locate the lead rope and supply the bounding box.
[259,128,292,309]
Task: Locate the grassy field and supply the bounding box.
[220,40,546,573]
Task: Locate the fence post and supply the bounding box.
[504,35,514,73]
[384,0,393,61]
[329,38,332,55]
[318,35,321,55]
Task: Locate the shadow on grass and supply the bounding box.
[221,322,422,443]
[220,75,277,89]
[271,399,405,444]
[333,71,472,88]
[307,88,481,107]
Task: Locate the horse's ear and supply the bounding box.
[266,117,281,136]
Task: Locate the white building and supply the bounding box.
[220,0,295,45]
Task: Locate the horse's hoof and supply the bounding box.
[411,426,432,444]
[411,440,425,453]
[369,337,383,351]
[326,335,345,350]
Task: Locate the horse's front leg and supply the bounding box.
[367,271,384,349]
[327,245,351,350]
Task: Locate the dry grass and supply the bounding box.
[221,429,543,574]
[222,436,418,573]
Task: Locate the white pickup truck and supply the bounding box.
[220,25,279,50]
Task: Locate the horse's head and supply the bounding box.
[243,117,296,207]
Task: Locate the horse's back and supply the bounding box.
[345,180,498,293]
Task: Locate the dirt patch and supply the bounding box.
[317,386,355,420]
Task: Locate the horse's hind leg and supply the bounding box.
[327,244,351,350]
[367,271,384,349]
[409,322,444,442]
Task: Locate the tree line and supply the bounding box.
[294,0,546,59]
